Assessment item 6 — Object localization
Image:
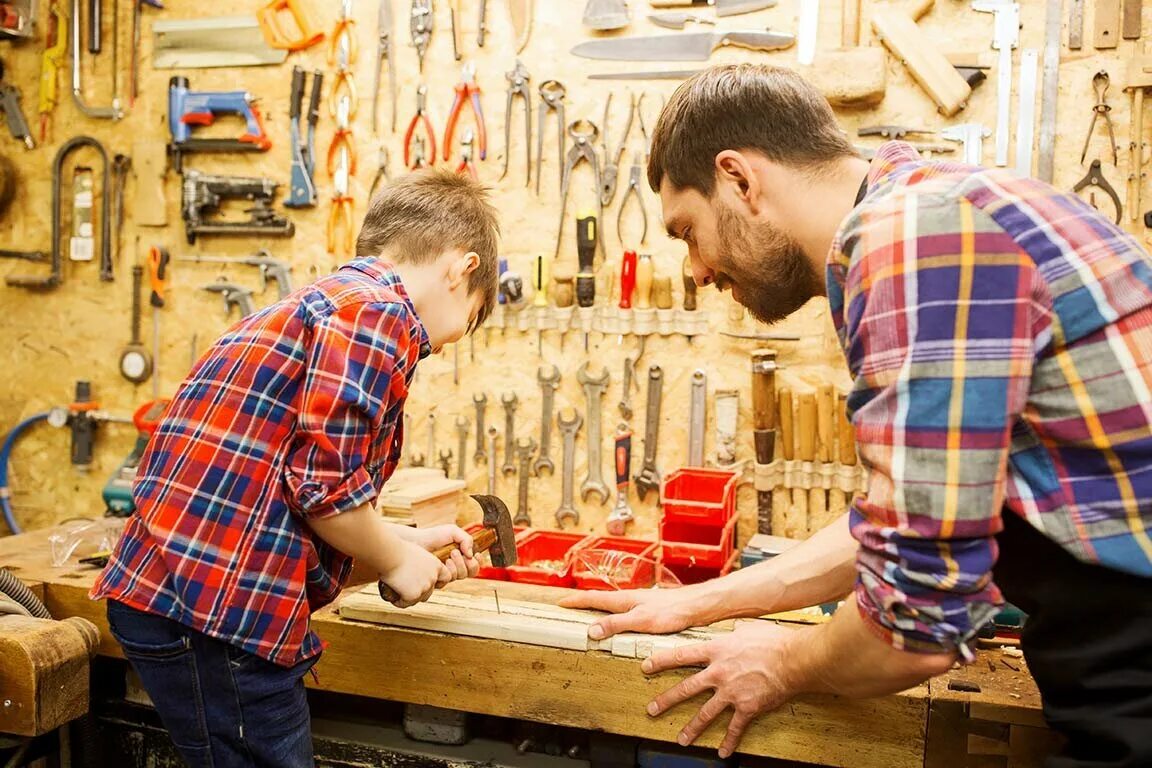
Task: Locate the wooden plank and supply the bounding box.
[871,2,971,116]
[1095,0,1121,48]
[1123,0,1141,39]
[312,606,930,768]
[0,614,98,736]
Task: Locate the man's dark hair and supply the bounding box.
[647,64,856,196]
[357,169,500,332]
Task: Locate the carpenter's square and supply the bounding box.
[972,0,1020,167]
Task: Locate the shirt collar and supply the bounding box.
[341,258,433,360]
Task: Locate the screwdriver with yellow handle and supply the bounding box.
[575,210,597,351]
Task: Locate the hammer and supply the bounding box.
[377,494,519,603]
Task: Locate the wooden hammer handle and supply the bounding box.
[378,528,496,603]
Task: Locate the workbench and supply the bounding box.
[0,526,1060,768]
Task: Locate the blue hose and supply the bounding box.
[0,412,51,535]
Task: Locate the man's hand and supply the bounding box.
[391,524,480,583]
[378,540,454,608]
[558,587,705,640]
[642,621,803,759]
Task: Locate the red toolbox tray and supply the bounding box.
[659,548,740,586]
[659,513,737,570]
[571,535,659,591]
[465,523,530,580]
[504,530,592,587]
[662,468,739,527]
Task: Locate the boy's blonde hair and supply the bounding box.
[357,169,500,332]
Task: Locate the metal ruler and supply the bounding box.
[1037,0,1063,182]
[1016,49,1039,177]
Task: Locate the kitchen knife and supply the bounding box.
[570,30,795,61]
[648,12,717,29]
[649,0,778,17]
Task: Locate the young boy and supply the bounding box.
[91,169,500,767]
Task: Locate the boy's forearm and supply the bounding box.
[688,513,858,624]
[305,504,406,576]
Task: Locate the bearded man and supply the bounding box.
[563,64,1152,768]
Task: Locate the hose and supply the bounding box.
[0,412,51,536]
[0,566,51,619]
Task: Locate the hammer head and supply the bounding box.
[471,494,518,567]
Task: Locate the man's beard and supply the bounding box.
[714,205,823,325]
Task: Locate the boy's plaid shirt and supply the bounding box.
[829,142,1152,659]
[92,259,431,666]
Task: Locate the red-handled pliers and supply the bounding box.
[443,62,486,162]
[403,84,437,169]
[455,128,478,180]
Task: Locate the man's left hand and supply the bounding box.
[392,524,480,583]
[642,620,805,759]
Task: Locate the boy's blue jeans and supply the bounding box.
[106,599,316,768]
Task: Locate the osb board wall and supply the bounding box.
[0,0,1141,544]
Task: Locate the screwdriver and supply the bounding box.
[635,253,654,309]
[532,254,550,357]
[147,245,170,400]
[575,210,597,351]
[618,249,636,345]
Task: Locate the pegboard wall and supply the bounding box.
[0,0,1144,547]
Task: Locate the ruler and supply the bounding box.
[1016,49,1040,177]
[1038,0,1063,182]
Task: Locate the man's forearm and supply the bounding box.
[305,503,405,575]
[786,598,957,699]
[689,513,858,625]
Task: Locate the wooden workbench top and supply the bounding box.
[0,526,1047,768]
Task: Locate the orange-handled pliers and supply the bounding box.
[443,62,486,162]
[404,85,437,169]
[327,144,354,256]
[455,128,478,180]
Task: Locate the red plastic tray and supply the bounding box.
[465,523,530,580]
[659,513,737,569]
[571,535,658,591]
[504,530,592,587]
[662,468,739,527]
[659,548,740,586]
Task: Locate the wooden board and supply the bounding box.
[1123,0,1142,39]
[1095,0,1121,48]
[871,3,972,116]
[0,614,98,736]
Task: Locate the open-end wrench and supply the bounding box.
[534,365,560,476]
[486,426,499,495]
[473,393,488,464]
[501,392,518,476]
[438,449,453,476]
[633,365,663,503]
[454,416,469,480]
[688,369,706,466]
[555,408,583,528]
[606,423,634,535]
[514,436,537,525]
[577,362,611,505]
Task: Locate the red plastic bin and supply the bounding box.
[504,530,592,587]
[662,468,739,526]
[659,548,741,586]
[465,523,530,580]
[659,513,737,570]
[571,535,658,591]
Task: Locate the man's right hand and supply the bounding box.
[558,588,704,640]
[379,540,452,608]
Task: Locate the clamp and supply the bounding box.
[1081,70,1117,166]
[444,62,486,162]
[500,59,532,185]
[617,151,648,247]
[535,80,567,196]
[554,119,604,259]
[456,128,478,180]
[600,91,635,207]
[1073,159,1122,224]
[404,84,437,169]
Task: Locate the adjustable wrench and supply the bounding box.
[473,393,488,464]
[633,365,663,502]
[555,408,583,528]
[577,363,611,505]
[454,416,469,480]
[486,426,499,495]
[514,437,537,525]
[501,392,518,476]
[535,365,560,475]
[606,423,635,535]
[688,369,706,466]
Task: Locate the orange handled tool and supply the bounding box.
[257,0,325,51]
[619,249,637,309]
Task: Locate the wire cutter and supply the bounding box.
[411,0,433,72]
[555,119,604,259]
[444,62,486,162]
[328,0,358,66]
[617,151,647,247]
[500,59,532,185]
[1081,70,1117,165]
[600,91,635,207]
[456,128,478,180]
[404,84,436,169]
[535,80,567,196]
[327,94,357,179]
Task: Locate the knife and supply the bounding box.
[648,0,778,17]
[571,30,795,61]
[649,12,717,29]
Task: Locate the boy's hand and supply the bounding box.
[392,524,480,583]
[378,540,453,608]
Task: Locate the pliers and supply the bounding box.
[600,91,635,207]
[327,93,357,178]
[1081,70,1117,165]
[444,62,486,162]
[617,151,648,247]
[327,144,355,256]
[554,119,604,259]
[456,128,478,180]
[328,0,358,66]
[535,80,566,196]
[500,59,532,185]
[404,84,436,169]
[369,146,391,200]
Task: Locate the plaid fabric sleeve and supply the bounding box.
[283,301,414,520]
[837,190,1045,660]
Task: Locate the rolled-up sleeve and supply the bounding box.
[836,190,1045,660]
[283,301,415,520]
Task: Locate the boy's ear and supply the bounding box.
[449,250,481,288]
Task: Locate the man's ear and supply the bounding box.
[714,150,762,216]
[449,250,481,289]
